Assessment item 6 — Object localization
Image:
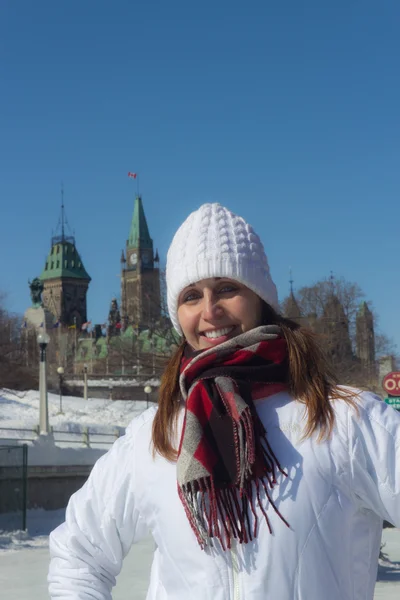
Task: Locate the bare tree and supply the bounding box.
[0,293,37,390]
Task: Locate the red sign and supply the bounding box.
[382,372,400,395]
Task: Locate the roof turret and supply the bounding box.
[40,241,91,281]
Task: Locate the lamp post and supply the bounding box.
[83,363,88,401]
[37,331,50,434]
[144,385,152,409]
[56,366,64,414]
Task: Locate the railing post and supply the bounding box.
[83,427,89,446]
[22,444,28,531]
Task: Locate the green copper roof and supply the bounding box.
[128,195,153,250]
[40,241,91,281]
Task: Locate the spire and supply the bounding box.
[128,195,153,250]
[52,184,75,246]
[285,268,302,322]
[41,186,90,283]
[289,267,294,295]
[61,183,65,241]
[329,270,335,294]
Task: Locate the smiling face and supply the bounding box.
[177,277,264,351]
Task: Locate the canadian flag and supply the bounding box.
[128,172,137,179]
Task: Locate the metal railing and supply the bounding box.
[0,444,28,531]
[0,426,122,447]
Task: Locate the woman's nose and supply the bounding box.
[202,294,222,321]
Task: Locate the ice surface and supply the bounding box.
[0,509,399,599]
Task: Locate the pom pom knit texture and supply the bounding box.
[166,203,278,334]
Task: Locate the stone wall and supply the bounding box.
[0,465,92,513]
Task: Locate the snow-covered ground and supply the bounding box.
[0,389,147,463]
[0,388,146,434]
[0,509,399,599]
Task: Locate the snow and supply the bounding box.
[0,509,399,599]
[0,388,146,432]
[0,389,147,464]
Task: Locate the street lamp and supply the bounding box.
[144,385,152,409]
[37,331,50,434]
[56,366,64,414]
[83,363,88,401]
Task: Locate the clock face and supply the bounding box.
[130,252,137,266]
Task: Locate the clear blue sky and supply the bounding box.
[1,1,399,349]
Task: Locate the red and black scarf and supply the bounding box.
[177,325,290,550]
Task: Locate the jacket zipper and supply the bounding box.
[231,540,240,600]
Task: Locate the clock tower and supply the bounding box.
[120,195,161,328]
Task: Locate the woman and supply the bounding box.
[49,203,400,600]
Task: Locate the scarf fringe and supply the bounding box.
[179,409,290,550]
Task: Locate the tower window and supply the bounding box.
[56,260,60,268]
[45,262,48,270]
[64,260,68,268]
[57,245,60,254]
[51,261,54,269]
[65,245,68,253]
[72,260,75,268]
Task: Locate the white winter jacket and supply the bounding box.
[48,390,400,599]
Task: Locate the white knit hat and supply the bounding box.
[166,203,279,334]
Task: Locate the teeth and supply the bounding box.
[204,327,234,339]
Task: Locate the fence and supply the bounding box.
[0,444,28,531]
[0,426,121,448]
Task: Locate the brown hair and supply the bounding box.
[152,303,357,461]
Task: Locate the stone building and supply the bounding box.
[120,195,161,329]
[39,198,91,329]
[26,191,178,378]
[355,301,375,367]
[284,287,303,325]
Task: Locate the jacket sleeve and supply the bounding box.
[48,416,149,599]
[349,392,400,527]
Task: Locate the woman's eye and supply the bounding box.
[183,292,200,303]
[218,285,237,294]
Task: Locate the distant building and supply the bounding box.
[284,288,303,325]
[39,196,91,329]
[320,294,353,365]
[355,301,375,367]
[120,195,161,330]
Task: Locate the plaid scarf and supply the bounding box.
[177,325,290,550]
